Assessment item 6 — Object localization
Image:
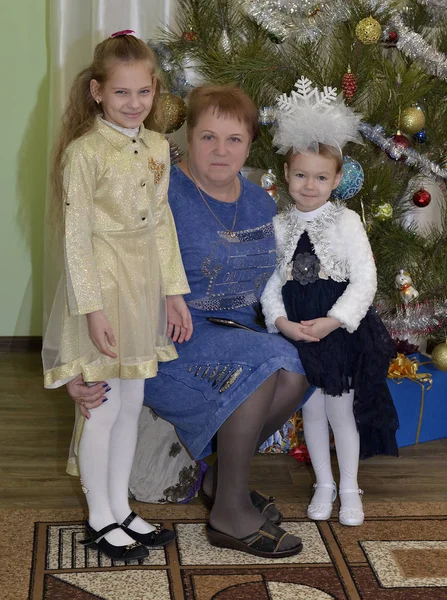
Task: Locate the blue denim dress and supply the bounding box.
[144,166,305,459]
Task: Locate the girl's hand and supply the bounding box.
[86,310,117,358]
[300,317,341,340]
[275,316,320,343]
[66,374,110,419]
[166,295,193,343]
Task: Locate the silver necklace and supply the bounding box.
[187,165,239,237]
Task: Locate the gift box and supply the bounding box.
[387,352,447,447]
[258,403,333,461]
[259,411,304,454]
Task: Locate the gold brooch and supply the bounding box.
[148,157,165,184]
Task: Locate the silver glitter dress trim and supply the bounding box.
[212,366,229,387]
[231,222,275,242]
[187,363,245,394]
[277,202,347,284]
[219,366,244,393]
[187,292,259,311]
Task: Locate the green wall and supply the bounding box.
[0,0,49,336]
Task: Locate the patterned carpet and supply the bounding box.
[2,502,447,600]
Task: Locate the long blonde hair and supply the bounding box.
[50,35,162,230]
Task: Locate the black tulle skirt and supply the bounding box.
[282,237,399,459]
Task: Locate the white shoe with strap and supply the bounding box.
[339,488,364,526]
[306,482,337,521]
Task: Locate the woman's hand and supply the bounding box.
[300,316,341,340]
[66,374,110,419]
[86,310,117,358]
[166,295,193,343]
[275,316,320,343]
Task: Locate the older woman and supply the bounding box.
[68,86,313,558]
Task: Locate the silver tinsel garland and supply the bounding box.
[415,0,447,18]
[262,0,326,16]
[379,298,447,337]
[244,0,395,42]
[391,15,447,81]
[358,122,447,181]
[243,0,344,42]
[244,0,447,82]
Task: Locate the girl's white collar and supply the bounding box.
[293,202,330,222]
[101,117,140,138]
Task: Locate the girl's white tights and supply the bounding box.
[302,387,363,511]
[78,378,155,546]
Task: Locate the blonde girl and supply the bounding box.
[43,32,192,560]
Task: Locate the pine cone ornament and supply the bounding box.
[342,68,357,102]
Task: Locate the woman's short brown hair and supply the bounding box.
[186,85,259,142]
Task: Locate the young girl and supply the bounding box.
[42,32,192,559]
[261,77,399,526]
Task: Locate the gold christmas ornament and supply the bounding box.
[431,340,447,372]
[355,16,382,45]
[372,201,393,221]
[400,106,426,135]
[159,93,187,134]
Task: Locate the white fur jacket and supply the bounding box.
[261,202,377,334]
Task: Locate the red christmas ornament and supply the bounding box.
[181,29,198,42]
[412,188,431,207]
[342,67,357,102]
[386,131,410,161]
[383,29,399,47]
[392,132,410,147]
[387,30,399,43]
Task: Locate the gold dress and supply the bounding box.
[43,118,190,389]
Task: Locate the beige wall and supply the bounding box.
[0,0,49,336]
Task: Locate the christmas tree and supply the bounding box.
[154,0,447,360]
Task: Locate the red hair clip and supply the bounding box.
[110,29,135,38]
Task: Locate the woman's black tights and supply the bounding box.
[208,370,308,545]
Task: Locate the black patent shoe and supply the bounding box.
[120,511,176,547]
[80,521,149,560]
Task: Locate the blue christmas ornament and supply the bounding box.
[413,129,428,144]
[331,156,364,201]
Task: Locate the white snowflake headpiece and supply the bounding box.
[272,76,363,156]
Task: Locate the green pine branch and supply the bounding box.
[156,0,447,333]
